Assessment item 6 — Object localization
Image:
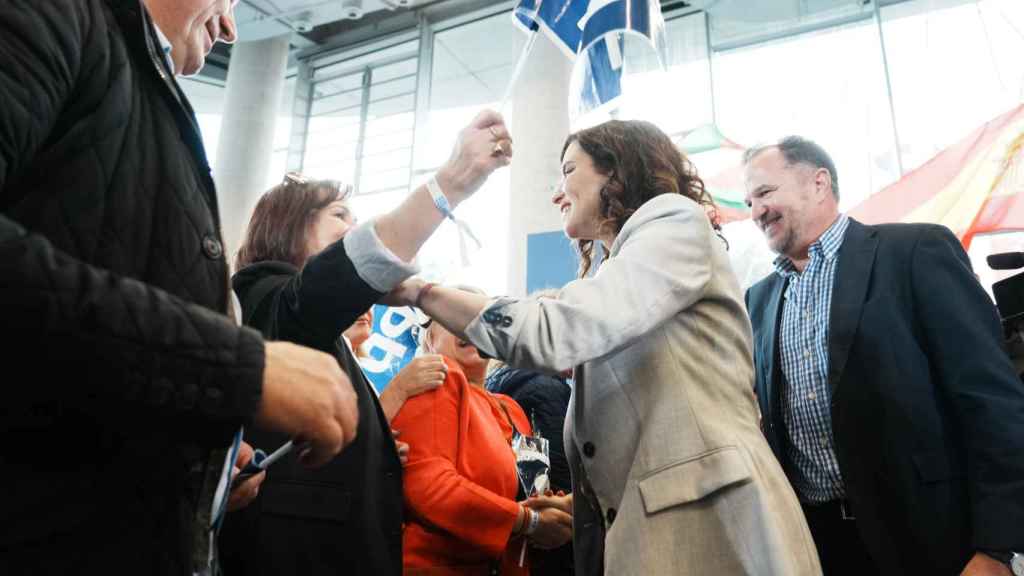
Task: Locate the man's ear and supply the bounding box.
[422,326,436,354]
[814,167,833,201]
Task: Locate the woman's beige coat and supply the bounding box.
[466,194,821,575]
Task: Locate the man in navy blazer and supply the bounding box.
[742,136,1024,576]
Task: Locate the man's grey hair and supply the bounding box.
[743,136,839,200]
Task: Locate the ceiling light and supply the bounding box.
[341,0,363,19]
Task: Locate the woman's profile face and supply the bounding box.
[428,323,488,375]
[552,141,610,241]
[306,199,355,259]
[343,308,374,350]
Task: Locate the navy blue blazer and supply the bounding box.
[746,218,1024,575]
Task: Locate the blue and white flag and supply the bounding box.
[360,304,419,393]
[577,0,666,115]
[513,0,588,58]
[512,0,666,116]
[578,34,624,112]
[578,0,662,53]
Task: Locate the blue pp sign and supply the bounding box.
[361,305,419,393]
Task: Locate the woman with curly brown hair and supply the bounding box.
[385,120,821,575]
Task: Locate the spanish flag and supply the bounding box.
[849,103,1024,249]
[676,123,750,224]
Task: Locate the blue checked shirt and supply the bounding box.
[775,214,850,503]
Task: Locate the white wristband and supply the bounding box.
[524,508,540,536]
[425,175,481,266]
[426,175,455,220]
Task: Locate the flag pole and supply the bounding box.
[872,0,904,177]
[498,29,540,115]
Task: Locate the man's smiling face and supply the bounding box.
[146,0,238,76]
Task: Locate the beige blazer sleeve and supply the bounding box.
[464,194,718,371]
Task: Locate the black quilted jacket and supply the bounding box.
[0,1,264,574]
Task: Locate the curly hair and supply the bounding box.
[561,120,720,278]
[236,175,352,270]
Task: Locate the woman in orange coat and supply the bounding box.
[392,288,572,575]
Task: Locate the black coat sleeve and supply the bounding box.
[254,239,384,353]
[0,1,263,434]
[910,226,1024,551]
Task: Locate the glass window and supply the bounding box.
[615,12,713,136]
[310,87,363,117]
[708,0,871,49]
[418,13,528,171]
[882,0,1024,172]
[303,44,419,195]
[370,77,416,103]
[313,39,419,80]
[348,189,408,228]
[267,78,296,191]
[413,12,530,296]
[713,20,897,211]
[879,0,1024,294]
[373,58,418,84]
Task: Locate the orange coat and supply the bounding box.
[392,358,533,576]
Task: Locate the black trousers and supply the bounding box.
[802,500,880,576]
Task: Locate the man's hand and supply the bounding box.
[393,430,410,466]
[962,553,1012,576]
[528,506,573,550]
[523,492,574,549]
[227,441,265,512]
[255,341,359,468]
[524,492,573,515]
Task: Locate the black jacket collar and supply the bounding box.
[826,218,878,395]
[106,0,220,223]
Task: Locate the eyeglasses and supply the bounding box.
[282,172,353,202]
[283,171,308,186]
[414,319,432,339]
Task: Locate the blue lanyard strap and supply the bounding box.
[427,175,481,265]
[210,428,243,532]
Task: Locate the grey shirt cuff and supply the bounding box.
[343,220,421,293]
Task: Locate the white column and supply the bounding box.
[214,34,290,268]
[507,35,573,296]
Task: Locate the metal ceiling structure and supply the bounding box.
[200,0,487,81]
[199,0,919,83]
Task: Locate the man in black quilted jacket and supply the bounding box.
[0,1,362,573]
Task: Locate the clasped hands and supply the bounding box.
[520,491,574,550]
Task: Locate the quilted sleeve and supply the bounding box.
[0,2,263,438]
[0,0,84,191]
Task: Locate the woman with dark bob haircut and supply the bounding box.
[218,110,515,576]
[386,120,822,575]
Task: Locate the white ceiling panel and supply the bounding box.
[235,0,421,40]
